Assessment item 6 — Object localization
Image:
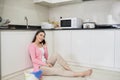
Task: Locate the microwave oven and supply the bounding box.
[60,18,82,28]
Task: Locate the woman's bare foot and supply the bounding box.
[74,69,92,77]
[82,69,92,77]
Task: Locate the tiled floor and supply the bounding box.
[2,64,120,80]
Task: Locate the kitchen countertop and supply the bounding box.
[0,24,120,31]
[0,28,120,31]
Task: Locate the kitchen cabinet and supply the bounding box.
[33,0,82,7]
[1,30,53,76]
[53,30,115,68]
[115,30,120,68]
[45,30,53,56]
[1,31,35,76]
[91,30,114,67]
[71,30,114,67]
[71,30,92,65]
[53,30,72,61]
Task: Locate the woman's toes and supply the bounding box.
[85,69,93,76]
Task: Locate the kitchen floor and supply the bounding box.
[2,64,120,80]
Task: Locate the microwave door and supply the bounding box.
[61,20,71,27]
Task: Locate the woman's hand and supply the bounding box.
[48,63,53,67]
[45,63,53,67]
[43,43,47,47]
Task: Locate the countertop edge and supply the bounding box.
[0,28,120,31]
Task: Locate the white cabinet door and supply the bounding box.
[71,30,114,68]
[1,31,36,76]
[91,30,114,67]
[54,30,71,61]
[71,30,92,65]
[45,30,53,56]
[115,30,120,68]
[1,30,53,76]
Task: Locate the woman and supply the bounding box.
[28,29,92,78]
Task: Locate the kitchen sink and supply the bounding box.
[8,24,41,29]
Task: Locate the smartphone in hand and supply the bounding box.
[42,39,46,45]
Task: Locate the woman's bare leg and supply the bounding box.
[74,69,92,77]
[40,66,92,77]
[47,53,71,70]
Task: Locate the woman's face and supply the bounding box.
[36,32,45,43]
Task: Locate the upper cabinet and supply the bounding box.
[33,0,82,7]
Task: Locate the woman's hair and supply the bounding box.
[32,29,46,44]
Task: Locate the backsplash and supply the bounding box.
[1,0,49,25]
[49,1,120,24]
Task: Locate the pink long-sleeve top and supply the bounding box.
[28,43,48,71]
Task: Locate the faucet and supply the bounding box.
[24,16,29,29]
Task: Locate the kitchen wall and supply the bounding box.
[49,0,119,24]
[0,0,4,16]
[1,0,49,25]
[1,0,120,25]
[110,1,120,24]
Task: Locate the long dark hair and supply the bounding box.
[32,29,46,45]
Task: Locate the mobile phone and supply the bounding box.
[42,39,46,45]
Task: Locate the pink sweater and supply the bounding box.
[28,43,48,71]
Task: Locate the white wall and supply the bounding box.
[0,0,4,16]
[1,0,120,25]
[1,0,49,25]
[49,0,119,24]
[110,1,120,24]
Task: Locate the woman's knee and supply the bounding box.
[55,53,62,57]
